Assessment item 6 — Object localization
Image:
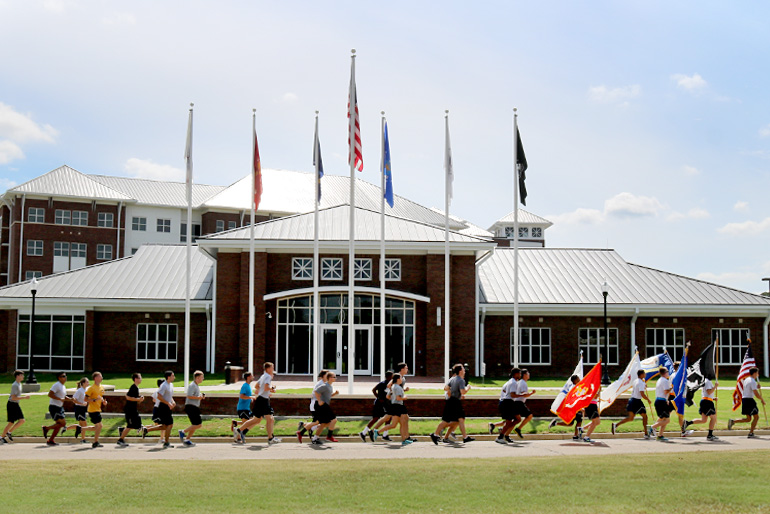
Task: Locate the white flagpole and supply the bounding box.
[184,103,193,390]
[380,111,386,380]
[347,49,357,394]
[444,110,451,384]
[313,111,321,379]
[513,108,520,369]
[248,109,256,375]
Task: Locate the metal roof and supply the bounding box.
[479,247,770,307]
[487,208,553,230]
[89,175,225,208]
[201,204,493,245]
[0,245,213,302]
[7,165,133,201]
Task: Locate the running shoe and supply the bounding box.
[727,419,735,430]
[514,428,523,439]
[326,435,339,443]
[184,440,195,447]
[657,436,669,442]
[495,437,507,444]
[74,426,81,439]
[42,426,49,439]
[368,430,376,442]
[178,430,186,443]
[644,434,651,440]
[297,421,305,432]
[46,441,58,446]
[684,420,694,429]
[583,437,593,443]
[578,427,584,439]
[0,437,7,444]
[81,439,89,444]
[6,433,12,442]
[382,434,392,442]
[489,422,496,434]
[448,433,457,441]
[463,436,475,443]
[430,433,440,445]
[92,441,104,448]
[406,437,417,442]
[296,431,303,443]
[162,442,174,449]
[548,419,558,430]
[442,438,452,443]
[681,430,694,437]
[311,438,323,445]
[572,435,580,441]
[142,426,148,439]
[611,423,616,435]
[748,433,757,439]
[401,439,413,446]
[117,440,128,447]
[505,436,514,443]
[268,437,282,444]
[359,431,367,442]
[648,427,656,438]
[707,435,719,441]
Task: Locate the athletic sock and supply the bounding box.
[327,429,334,437]
[708,430,713,437]
[361,427,370,434]
[242,429,249,436]
[382,430,389,436]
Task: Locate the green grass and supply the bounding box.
[2,452,770,513]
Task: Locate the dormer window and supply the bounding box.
[519,227,528,238]
[532,227,542,238]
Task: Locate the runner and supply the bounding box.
[117,373,145,447]
[430,364,474,444]
[611,369,652,438]
[69,377,95,443]
[234,372,256,443]
[1,370,29,444]
[254,362,281,444]
[156,370,176,449]
[180,370,205,447]
[378,373,413,445]
[511,369,536,439]
[313,371,339,444]
[548,374,584,441]
[650,367,673,441]
[296,370,327,443]
[360,371,393,442]
[143,379,166,441]
[42,372,69,446]
[581,390,601,443]
[372,362,410,441]
[683,375,719,441]
[84,371,107,448]
[728,367,766,438]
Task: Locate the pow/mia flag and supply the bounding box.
[685,342,715,406]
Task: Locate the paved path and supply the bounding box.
[2,435,768,461]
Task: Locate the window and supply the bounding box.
[27,240,43,256]
[512,327,551,365]
[180,223,201,242]
[504,226,515,238]
[215,220,225,233]
[131,248,138,255]
[292,257,313,280]
[519,227,529,238]
[532,227,542,238]
[55,209,71,225]
[579,327,618,365]
[96,244,112,260]
[228,221,237,230]
[132,217,147,231]
[712,328,750,365]
[71,243,86,258]
[354,258,372,280]
[72,211,88,226]
[28,207,45,223]
[97,212,114,228]
[156,218,171,233]
[25,271,42,280]
[321,258,343,280]
[645,328,685,361]
[383,258,401,281]
[137,323,178,362]
[54,242,69,257]
[16,314,86,372]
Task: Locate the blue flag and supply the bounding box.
[672,347,689,415]
[640,352,674,382]
[313,121,324,202]
[383,122,394,208]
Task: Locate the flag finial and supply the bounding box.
[351,48,356,56]
[513,107,517,113]
[315,110,319,115]
[189,102,194,109]
[381,111,385,116]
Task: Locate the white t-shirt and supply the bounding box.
[152,390,160,408]
[702,379,715,400]
[310,380,324,411]
[257,373,272,399]
[73,386,87,406]
[158,381,174,404]
[655,377,671,399]
[631,378,646,400]
[500,378,517,401]
[743,377,758,399]
[49,381,66,407]
[514,380,528,403]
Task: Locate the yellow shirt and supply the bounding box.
[85,384,105,413]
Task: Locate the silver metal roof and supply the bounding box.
[0,245,213,301]
[90,175,225,208]
[479,247,770,307]
[202,204,493,245]
[487,208,553,230]
[7,165,132,201]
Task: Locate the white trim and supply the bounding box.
[264,286,430,304]
[482,303,770,317]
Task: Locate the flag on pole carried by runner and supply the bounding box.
[685,342,716,406]
[732,343,756,411]
[599,351,641,413]
[640,352,674,381]
[550,354,584,414]
[556,360,602,424]
[671,346,690,415]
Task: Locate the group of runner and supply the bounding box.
[1,361,766,446]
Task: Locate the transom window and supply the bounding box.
[354,258,372,280]
[383,258,401,281]
[132,217,147,231]
[137,323,178,362]
[17,314,86,372]
[27,240,43,256]
[156,218,171,233]
[292,258,313,280]
[55,209,70,225]
[532,227,542,238]
[28,207,45,223]
[215,220,225,233]
[25,271,42,280]
[54,242,69,257]
[97,212,114,228]
[712,328,750,365]
[512,327,551,365]
[579,327,618,365]
[96,244,112,260]
[645,328,685,362]
[72,211,88,226]
[321,258,343,280]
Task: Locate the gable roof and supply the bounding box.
[7,165,133,201]
[487,208,553,231]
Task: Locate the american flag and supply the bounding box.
[253,122,263,211]
[348,56,363,172]
[732,343,756,411]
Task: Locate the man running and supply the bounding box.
[254,362,281,444]
[117,373,145,447]
[156,370,176,449]
[548,374,584,441]
[2,370,29,444]
[511,369,536,439]
[728,367,766,438]
[611,369,652,438]
[42,372,69,446]
[495,368,522,443]
[85,371,107,448]
[431,364,474,444]
[360,371,393,442]
[581,390,601,443]
[296,370,327,443]
[234,372,256,443]
[180,370,205,447]
[683,375,719,441]
[650,367,673,441]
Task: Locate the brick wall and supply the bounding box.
[215,252,242,368]
[0,310,18,372]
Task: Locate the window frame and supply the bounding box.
[292,257,314,280]
[132,217,147,231]
[25,271,42,280]
[53,241,70,257]
[711,328,750,365]
[26,240,44,256]
[321,258,344,281]
[383,258,401,281]
[511,327,552,365]
[136,323,178,362]
[578,327,619,365]
[532,227,543,238]
[71,242,87,258]
[54,209,71,225]
[354,258,372,281]
[645,327,685,362]
[156,218,171,233]
[228,221,237,230]
[28,207,45,223]
[97,212,114,228]
[71,210,88,226]
[215,220,225,233]
[96,244,112,260]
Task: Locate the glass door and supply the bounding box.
[320,325,341,374]
[353,326,372,375]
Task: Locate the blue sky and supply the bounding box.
[1,1,770,294]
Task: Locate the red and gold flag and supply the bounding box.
[557,360,602,424]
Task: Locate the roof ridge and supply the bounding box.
[90,173,223,188]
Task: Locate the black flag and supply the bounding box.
[517,129,528,206]
[684,342,715,406]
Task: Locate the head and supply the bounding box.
[673,361,681,372]
[78,377,89,388]
[132,372,142,385]
[637,370,646,380]
[392,373,402,385]
[384,370,394,381]
[57,371,68,383]
[14,370,24,382]
[156,378,164,387]
[243,372,253,383]
[194,370,204,384]
[512,367,522,380]
[318,369,328,381]
[659,367,669,379]
[520,369,530,381]
[326,372,337,383]
[750,367,759,378]
[570,374,580,385]
[264,362,274,375]
[164,370,175,383]
[452,363,465,378]
[397,362,409,375]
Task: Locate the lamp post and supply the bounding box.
[763,277,770,296]
[26,277,38,385]
[601,280,611,385]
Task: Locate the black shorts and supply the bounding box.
[152,407,161,424]
[89,411,103,424]
[74,405,87,422]
[372,400,388,419]
[667,395,677,413]
[237,409,253,420]
[513,401,531,418]
[124,411,142,429]
[699,399,716,416]
[315,403,336,424]
[654,399,670,419]
[157,403,173,426]
[742,398,759,417]
[626,398,646,415]
[574,411,584,425]
[498,400,516,421]
[253,396,273,418]
[48,405,66,421]
[390,403,408,417]
[585,404,599,420]
[441,397,465,423]
[185,405,202,426]
[7,402,24,423]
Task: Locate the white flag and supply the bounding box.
[550,355,584,414]
[184,107,193,203]
[444,114,453,206]
[599,352,641,413]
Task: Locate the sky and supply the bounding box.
[1,1,770,295]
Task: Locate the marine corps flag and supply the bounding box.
[556,360,602,424]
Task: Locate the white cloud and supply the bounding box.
[671,73,707,91]
[682,165,700,176]
[123,158,184,181]
[717,217,770,237]
[0,177,18,191]
[547,208,604,225]
[102,12,136,25]
[0,140,24,164]
[667,207,710,222]
[733,201,749,212]
[587,84,641,104]
[0,102,58,143]
[604,192,663,218]
[759,124,770,138]
[281,92,298,103]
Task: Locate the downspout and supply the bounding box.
[211,258,217,372]
[205,303,211,373]
[4,197,13,283]
[630,307,639,355]
[17,194,26,283]
[116,201,123,258]
[480,307,487,377]
[763,311,770,378]
[475,248,494,376]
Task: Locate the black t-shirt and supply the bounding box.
[125,384,140,413]
[375,380,388,402]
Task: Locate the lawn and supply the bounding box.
[2,451,769,513]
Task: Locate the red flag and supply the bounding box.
[557,360,602,424]
[253,124,262,211]
[732,343,756,411]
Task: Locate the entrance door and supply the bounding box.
[321,325,342,374]
[320,324,372,375]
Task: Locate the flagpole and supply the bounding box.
[714,336,719,410]
[512,108,520,368]
[248,109,256,375]
[313,111,321,379]
[184,103,193,390]
[444,110,451,384]
[347,49,357,394]
[380,111,386,381]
